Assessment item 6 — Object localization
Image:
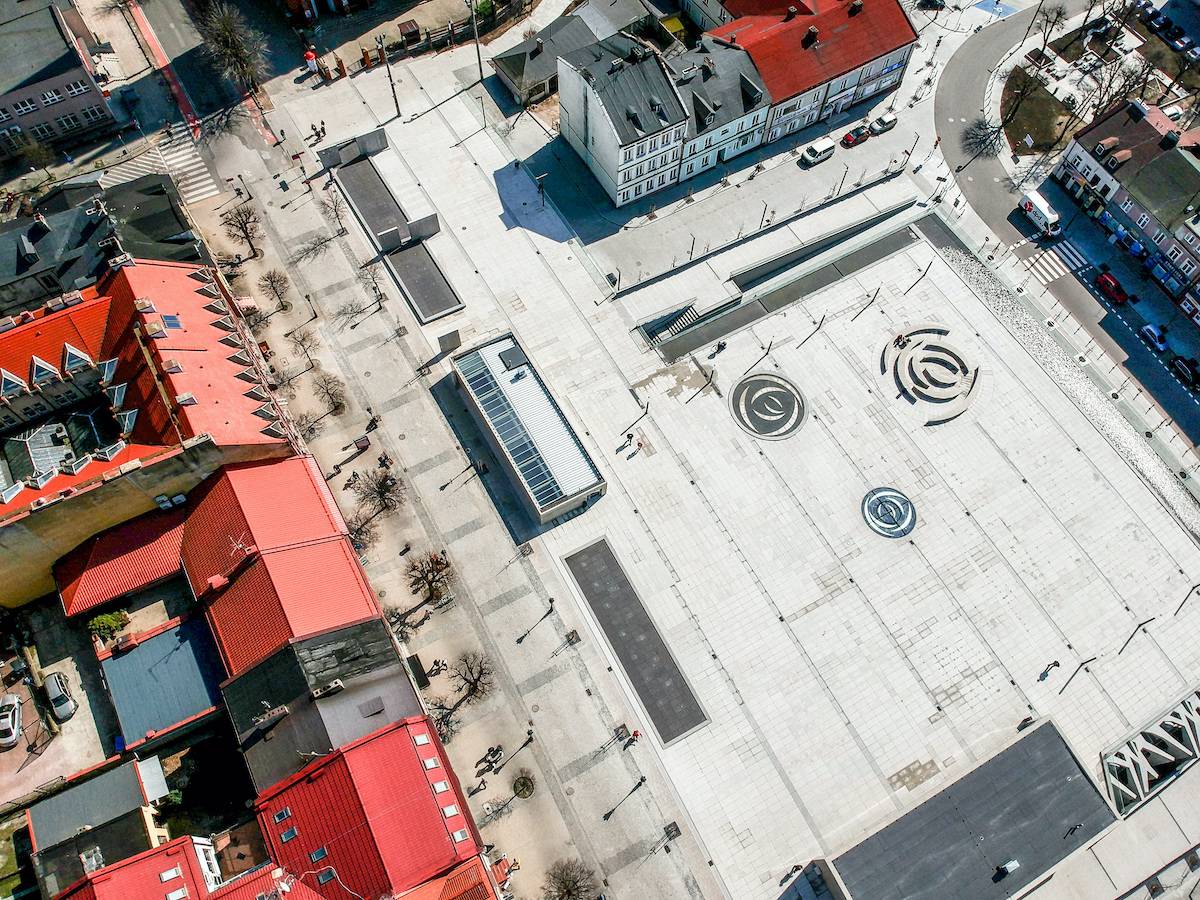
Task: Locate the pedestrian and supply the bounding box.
[476,747,497,767]
[304,47,318,74]
[320,120,327,139]
[635,440,644,452]
[933,136,941,148]
[716,340,726,353]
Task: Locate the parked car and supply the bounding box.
[842,125,871,147]
[1084,15,1111,34]
[1166,23,1186,40]
[43,671,77,722]
[869,112,899,134]
[1187,45,1200,63]
[1171,355,1200,387]
[799,137,836,166]
[1140,6,1161,24]
[1150,14,1172,33]
[1140,323,1169,352]
[1095,271,1129,303]
[1170,33,1194,50]
[0,694,21,750]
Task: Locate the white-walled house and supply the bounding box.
[559,35,688,206]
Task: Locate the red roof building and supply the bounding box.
[255,717,491,900]
[712,0,917,104]
[0,259,293,608]
[181,456,380,676]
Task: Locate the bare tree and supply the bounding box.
[241,305,270,334]
[358,262,386,308]
[257,268,291,313]
[288,327,319,370]
[222,204,263,258]
[448,651,495,708]
[291,233,335,265]
[351,468,405,520]
[960,116,1006,159]
[1036,3,1068,53]
[345,508,380,552]
[408,551,453,603]
[23,141,55,176]
[291,409,325,440]
[542,859,598,900]
[198,1,268,95]
[1091,57,1155,113]
[312,371,347,418]
[388,603,433,643]
[425,696,461,743]
[1165,55,1199,99]
[321,192,349,235]
[332,296,370,330]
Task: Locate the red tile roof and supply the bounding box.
[0,292,111,385]
[55,506,188,617]
[397,859,496,900]
[255,717,483,900]
[181,457,378,676]
[712,0,917,101]
[209,866,324,900]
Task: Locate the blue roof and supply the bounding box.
[102,618,225,744]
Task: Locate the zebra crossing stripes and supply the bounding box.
[99,135,220,206]
[1018,240,1090,286]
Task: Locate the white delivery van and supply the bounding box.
[1020,190,1062,237]
[800,137,836,167]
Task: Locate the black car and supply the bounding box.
[1166,23,1187,40]
[917,0,946,8]
[1172,355,1200,387]
[1152,13,1174,32]
[1140,6,1160,23]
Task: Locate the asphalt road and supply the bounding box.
[935,0,1200,444]
[138,0,238,117]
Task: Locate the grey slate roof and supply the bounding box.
[223,618,422,790]
[832,723,1116,900]
[494,16,597,93]
[563,34,686,145]
[575,0,653,39]
[1124,146,1200,231]
[0,202,112,294]
[665,38,769,139]
[0,5,75,96]
[28,758,150,849]
[101,614,225,745]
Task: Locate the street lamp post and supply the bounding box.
[377,35,401,120]
[602,776,647,821]
[467,0,484,86]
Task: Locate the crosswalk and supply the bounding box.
[1017,240,1090,287]
[99,133,221,206]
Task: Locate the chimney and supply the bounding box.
[849,0,863,13]
[803,25,819,45]
[1128,99,1148,120]
[29,213,50,238]
[532,37,543,56]
[19,234,38,264]
[785,4,797,18]
[1163,130,1181,149]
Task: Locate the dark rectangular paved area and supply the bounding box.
[338,157,409,243]
[386,243,464,323]
[565,540,706,744]
[833,723,1115,900]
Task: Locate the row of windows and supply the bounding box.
[0,82,90,121]
[0,105,108,146]
[619,168,677,202]
[621,149,678,183]
[1121,198,1198,273]
[621,125,685,163]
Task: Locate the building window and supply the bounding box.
[452,829,470,842]
[56,113,81,132]
[280,827,298,843]
[165,889,187,900]
[1168,245,1182,261]
[162,314,183,329]
[634,184,642,196]
[1120,198,1133,212]
[13,98,38,115]
[672,147,679,160]
[1186,233,1197,246]
[1154,230,1167,244]
[80,105,107,124]
[620,190,629,202]
[273,808,292,823]
[622,169,631,183]
[649,136,657,150]
[159,868,182,882]
[432,780,450,793]
[65,80,90,96]
[686,162,694,174]
[636,143,646,157]
[0,108,9,123]
[635,164,643,177]
[622,148,631,162]
[41,90,62,105]
[658,173,666,186]
[1182,259,1196,276]
[28,122,55,141]
[442,804,459,817]
[316,869,336,885]
[423,757,440,770]
[309,847,328,863]
[1137,213,1150,229]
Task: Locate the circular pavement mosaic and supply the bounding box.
[879,324,979,427]
[729,372,807,440]
[862,487,917,538]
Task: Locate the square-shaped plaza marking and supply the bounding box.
[564,540,707,744]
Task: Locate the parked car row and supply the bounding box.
[798,113,898,167]
[0,660,77,750]
[1092,271,1200,391]
[1136,0,1198,53]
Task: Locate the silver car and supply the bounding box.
[0,694,22,749]
[44,671,77,722]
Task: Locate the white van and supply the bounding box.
[800,137,836,167]
[1020,190,1062,237]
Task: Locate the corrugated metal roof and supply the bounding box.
[55,506,187,617]
[101,617,225,745]
[456,335,602,512]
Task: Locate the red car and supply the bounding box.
[1095,272,1128,304]
[842,125,871,147]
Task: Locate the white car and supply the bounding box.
[869,112,899,134]
[44,671,77,722]
[1140,323,1169,353]
[799,137,836,167]
[0,694,22,750]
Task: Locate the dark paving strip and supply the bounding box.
[386,244,465,323]
[565,540,707,745]
[659,225,920,362]
[479,584,532,616]
[338,157,409,242]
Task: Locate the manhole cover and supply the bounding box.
[729,372,806,440]
[862,487,916,538]
[880,324,979,426]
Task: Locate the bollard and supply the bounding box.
[362,46,373,68]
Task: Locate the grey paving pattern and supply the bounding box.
[728,372,807,441]
[564,540,707,745]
